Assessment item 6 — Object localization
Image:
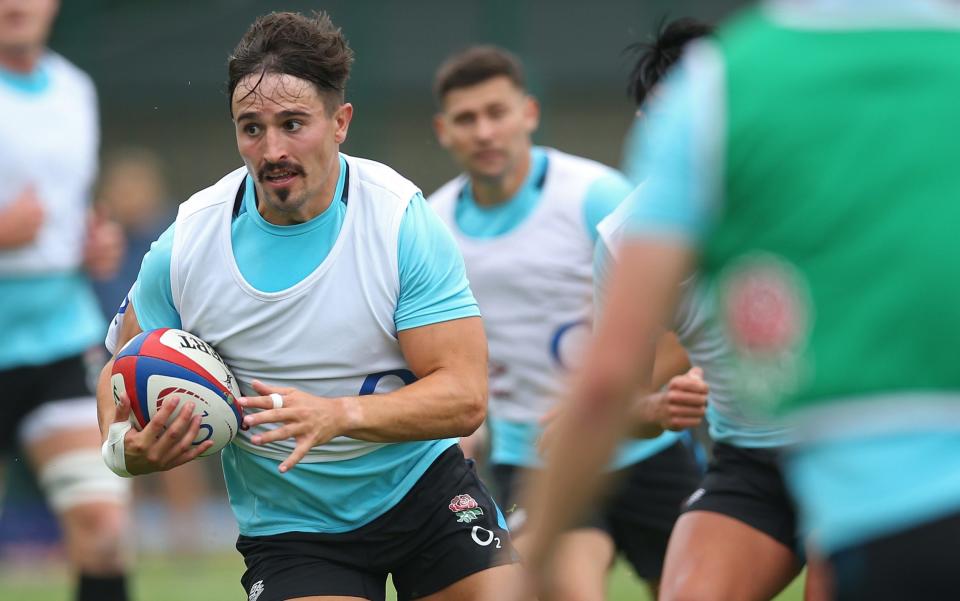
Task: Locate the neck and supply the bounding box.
[0,46,43,74]
[470,148,532,207]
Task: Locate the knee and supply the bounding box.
[62,503,131,574]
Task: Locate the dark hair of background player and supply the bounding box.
[433,45,526,105]
[627,17,714,108]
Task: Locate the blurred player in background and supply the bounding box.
[595,18,824,601]
[93,148,212,556]
[513,1,960,600]
[0,0,130,599]
[429,46,706,599]
[94,148,175,318]
[99,11,517,601]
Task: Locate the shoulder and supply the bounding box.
[345,154,421,210]
[44,51,95,97]
[544,147,623,185]
[425,174,468,214]
[177,167,248,222]
[596,188,638,250]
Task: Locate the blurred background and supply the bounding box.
[53,0,745,198]
[2,1,763,599]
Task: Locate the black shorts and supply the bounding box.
[829,510,960,601]
[681,441,801,554]
[491,438,701,582]
[0,352,100,454]
[236,445,517,601]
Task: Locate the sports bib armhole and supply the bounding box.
[232,179,245,217]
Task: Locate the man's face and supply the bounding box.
[232,72,352,224]
[435,76,539,182]
[0,0,59,57]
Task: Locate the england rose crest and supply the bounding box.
[720,253,810,357]
[449,494,478,512]
[449,494,484,523]
[718,252,813,412]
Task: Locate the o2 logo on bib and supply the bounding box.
[550,319,591,370]
[359,369,417,396]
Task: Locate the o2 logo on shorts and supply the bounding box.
[471,526,502,548]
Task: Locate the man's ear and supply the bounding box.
[334,103,354,144]
[523,95,541,135]
[433,112,450,148]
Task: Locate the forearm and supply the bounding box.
[338,366,486,442]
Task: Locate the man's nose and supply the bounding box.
[474,115,496,142]
[263,128,288,163]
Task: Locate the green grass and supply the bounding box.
[0,553,805,601]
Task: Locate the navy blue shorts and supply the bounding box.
[237,445,517,601]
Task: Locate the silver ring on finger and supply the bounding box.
[270,393,284,410]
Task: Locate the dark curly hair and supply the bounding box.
[627,17,713,108]
[227,11,355,116]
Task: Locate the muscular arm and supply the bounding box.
[340,315,487,441]
[242,315,488,472]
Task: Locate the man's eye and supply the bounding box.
[243,124,260,136]
[284,120,302,132]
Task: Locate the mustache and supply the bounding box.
[257,160,305,181]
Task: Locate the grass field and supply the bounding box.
[0,553,806,601]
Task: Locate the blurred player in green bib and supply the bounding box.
[513,2,960,600]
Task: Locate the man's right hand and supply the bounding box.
[114,393,214,475]
[0,187,44,248]
[647,366,708,432]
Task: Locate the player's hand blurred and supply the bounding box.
[647,366,708,432]
[83,208,125,280]
[0,186,44,248]
[239,380,352,473]
[114,392,214,475]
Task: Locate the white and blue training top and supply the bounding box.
[114,154,480,535]
[0,52,104,369]
[430,146,683,469]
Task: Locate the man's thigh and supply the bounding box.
[660,510,801,601]
[659,442,805,601]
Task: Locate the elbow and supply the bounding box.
[455,389,487,437]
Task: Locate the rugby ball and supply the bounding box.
[111,328,243,456]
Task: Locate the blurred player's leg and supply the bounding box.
[22,397,131,600]
[660,511,799,601]
[535,528,614,601]
[417,563,521,601]
[153,462,210,554]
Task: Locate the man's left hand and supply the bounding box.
[238,380,357,473]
